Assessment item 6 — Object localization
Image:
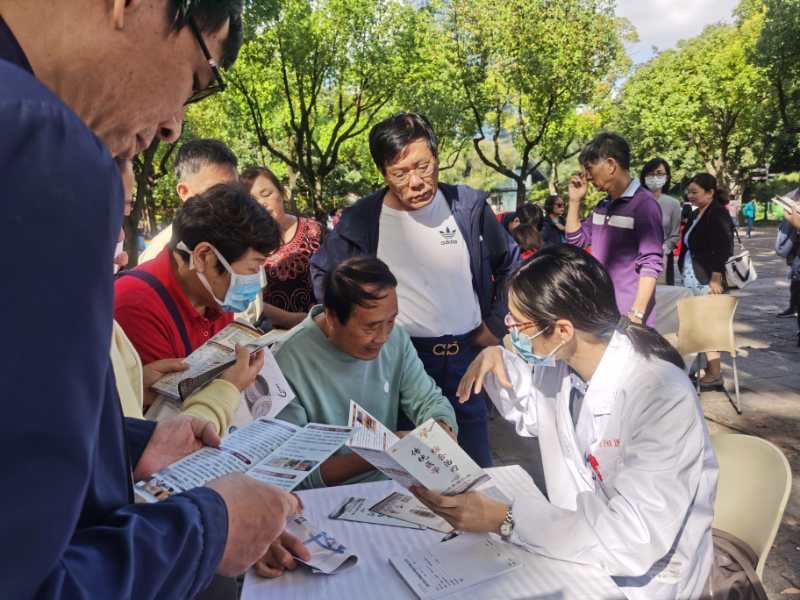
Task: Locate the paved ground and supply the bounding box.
[488,226,800,597]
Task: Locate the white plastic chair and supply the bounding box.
[674,295,742,413]
[711,433,792,578]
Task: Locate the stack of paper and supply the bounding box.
[389,533,522,599]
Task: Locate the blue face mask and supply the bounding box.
[179,242,265,313]
[510,327,564,367]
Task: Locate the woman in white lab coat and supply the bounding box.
[413,245,719,600]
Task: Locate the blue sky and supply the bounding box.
[617,0,741,63]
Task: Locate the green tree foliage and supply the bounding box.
[612,15,776,191]
[750,0,800,134]
[450,0,627,208]
[203,0,424,218]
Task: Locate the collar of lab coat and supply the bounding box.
[573,331,636,455]
[582,331,635,416]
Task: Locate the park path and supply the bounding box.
[488,225,799,597]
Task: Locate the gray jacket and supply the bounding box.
[657,194,682,253]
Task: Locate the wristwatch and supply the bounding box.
[499,506,515,541]
[627,308,645,322]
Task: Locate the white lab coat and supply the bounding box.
[484,332,718,600]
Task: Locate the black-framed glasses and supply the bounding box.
[185,18,226,105]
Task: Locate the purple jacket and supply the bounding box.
[567,179,664,327]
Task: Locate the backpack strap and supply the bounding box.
[117,270,193,357]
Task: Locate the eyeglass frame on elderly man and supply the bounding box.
[185,18,226,105]
[385,160,437,187]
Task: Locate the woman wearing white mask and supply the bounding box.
[641,158,682,285]
[413,245,718,600]
[110,167,265,432]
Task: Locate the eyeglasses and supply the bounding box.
[386,161,436,186]
[185,18,226,105]
[504,313,537,334]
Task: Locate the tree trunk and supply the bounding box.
[286,166,299,215]
[548,162,559,194]
[515,179,528,210]
[312,179,324,221]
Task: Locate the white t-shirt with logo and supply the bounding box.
[377,190,481,338]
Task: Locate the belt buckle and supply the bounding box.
[432,341,460,356]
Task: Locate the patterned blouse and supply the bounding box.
[264,217,323,313]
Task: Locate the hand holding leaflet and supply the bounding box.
[152,321,266,400]
[135,418,352,502]
[346,401,489,495]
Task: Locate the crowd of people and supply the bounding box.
[3,2,794,598]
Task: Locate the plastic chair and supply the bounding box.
[711,434,792,579]
[674,295,742,413]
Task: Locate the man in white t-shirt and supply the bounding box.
[311,113,521,466]
[138,138,238,263]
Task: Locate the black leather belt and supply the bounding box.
[411,327,481,356]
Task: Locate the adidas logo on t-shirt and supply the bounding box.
[439,226,458,246]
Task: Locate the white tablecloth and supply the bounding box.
[242,465,623,600]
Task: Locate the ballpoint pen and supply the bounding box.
[586,453,611,501]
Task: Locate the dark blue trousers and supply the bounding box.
[399,334,493,467]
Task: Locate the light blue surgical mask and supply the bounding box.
[178,241,265,313]
[510,327,564,368]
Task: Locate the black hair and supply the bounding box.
[500,211,517,232]
[174,138,238,182]
[368,112,438,174]
[640,157,672,194]
[516,203,544,229]
[544,195,564,216]
[170,183,280,273]
[323,257,398,324]
[511,224,542,253]
[579,132,631,171]
[168,1,244,69]
[508,245,684,370]
[688,173,725,205]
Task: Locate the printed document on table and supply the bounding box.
[329,496,425,529]
[389,533,522,600]
[370,492,453,533]
[285,515,358,575]
[134,418,351,501]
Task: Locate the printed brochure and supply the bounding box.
[135,418,351,502]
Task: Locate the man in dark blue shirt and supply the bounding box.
[0,2,301,598]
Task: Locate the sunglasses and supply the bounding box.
[185,18,226,105]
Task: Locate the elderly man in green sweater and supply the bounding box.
[274,256,458,489]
